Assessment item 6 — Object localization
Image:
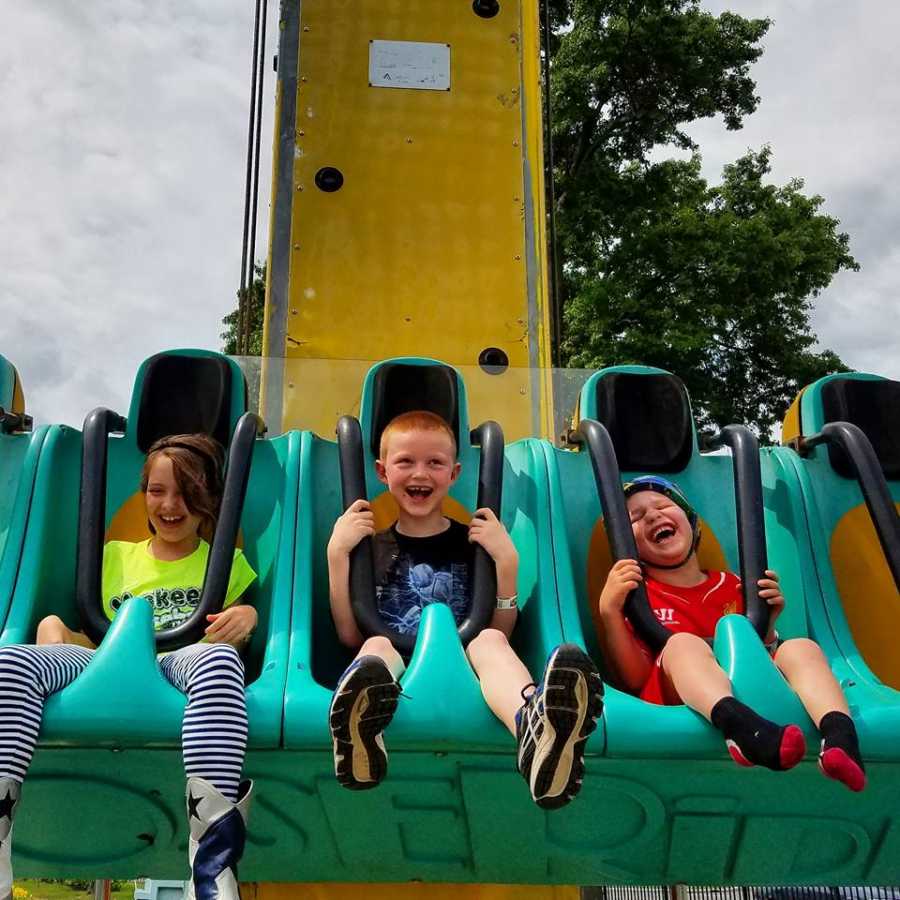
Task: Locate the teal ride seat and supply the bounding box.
[780,372,900,758]
[506,365,900,885]
[266,358,627,885]
[0,356,73,638]
[284,356,570,750]
[6,348,297,747]
[547,366,811,758]
[546,365,813,757]
[3,350,297,878]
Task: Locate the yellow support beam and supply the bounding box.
[263,0,554,440]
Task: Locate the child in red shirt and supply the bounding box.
[597,476,865,792]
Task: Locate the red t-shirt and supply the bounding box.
[633,570,743,704]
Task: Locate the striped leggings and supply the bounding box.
[0,642,248,802]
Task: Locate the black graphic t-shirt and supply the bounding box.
[373,520,474,637]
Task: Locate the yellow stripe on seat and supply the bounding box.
[830,502,900,689]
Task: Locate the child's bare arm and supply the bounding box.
[470,508,519,638]
[327,552,365,648]
[327,499,374,649]
[597,559,653,692]
[487,606,517,638]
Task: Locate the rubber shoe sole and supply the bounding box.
[329,657,400,791]
[529,645,603,810]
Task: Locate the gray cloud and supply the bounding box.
[0,1,276,425]
[2,1,899,429]
[678,0,900,378]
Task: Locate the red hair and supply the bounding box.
[379,411,457,460]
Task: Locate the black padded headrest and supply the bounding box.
[820,378,900,480]
[137,355,240,453]
[370,363,460,458]
[594,372,694,472]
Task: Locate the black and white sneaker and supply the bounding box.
[329,655,401,790]
[516,644,603,810]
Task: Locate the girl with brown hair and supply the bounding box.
[0,433,258,900]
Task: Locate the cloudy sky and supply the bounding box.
[0,1,279,425]
[682,0,900,384]
[2,1,898,426]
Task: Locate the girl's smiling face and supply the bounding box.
[627,489,694,567]
[144,454,203,549]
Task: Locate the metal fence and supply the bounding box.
[583,888,900,900]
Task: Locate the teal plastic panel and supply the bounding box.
[12,747,900,884]
[1,425,82,645]
[0,354,20,412]
[2,350,298,749]
[283,358,588,752]
[0,427,50,626]
[550,365,817,759]
[0,354,57,636]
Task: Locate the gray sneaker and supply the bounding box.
[516,644,603,809]
[329,655,401,790]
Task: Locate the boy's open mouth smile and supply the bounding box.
[651,524,677,544]
[405,486,433,500]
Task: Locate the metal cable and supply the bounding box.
[541,0,562,366]
[238,0,264,355]
[243,0,269,355]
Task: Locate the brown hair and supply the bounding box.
[140,433,225,542]
[379,410,457,460]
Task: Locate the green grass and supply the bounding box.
[14,880,135,900]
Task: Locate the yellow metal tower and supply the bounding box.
[262,0,554,439]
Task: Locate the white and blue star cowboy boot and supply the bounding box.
[184,777,253,900]
[0,778,21,900]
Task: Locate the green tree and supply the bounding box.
[550,0,857,439]
[563,149,854,440]
[221,262,266,356]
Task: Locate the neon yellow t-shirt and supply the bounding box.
[101,539,257,632]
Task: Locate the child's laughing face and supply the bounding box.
[626,489,694,568]
[376,428,460,522]
[144,454,202,548]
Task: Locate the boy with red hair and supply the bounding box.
[327,410,603,809]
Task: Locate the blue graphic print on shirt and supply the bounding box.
[373,520,473,637]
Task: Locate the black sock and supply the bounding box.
[818,711,866,791]
[710,697,806,771]
[819,712,863,764]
